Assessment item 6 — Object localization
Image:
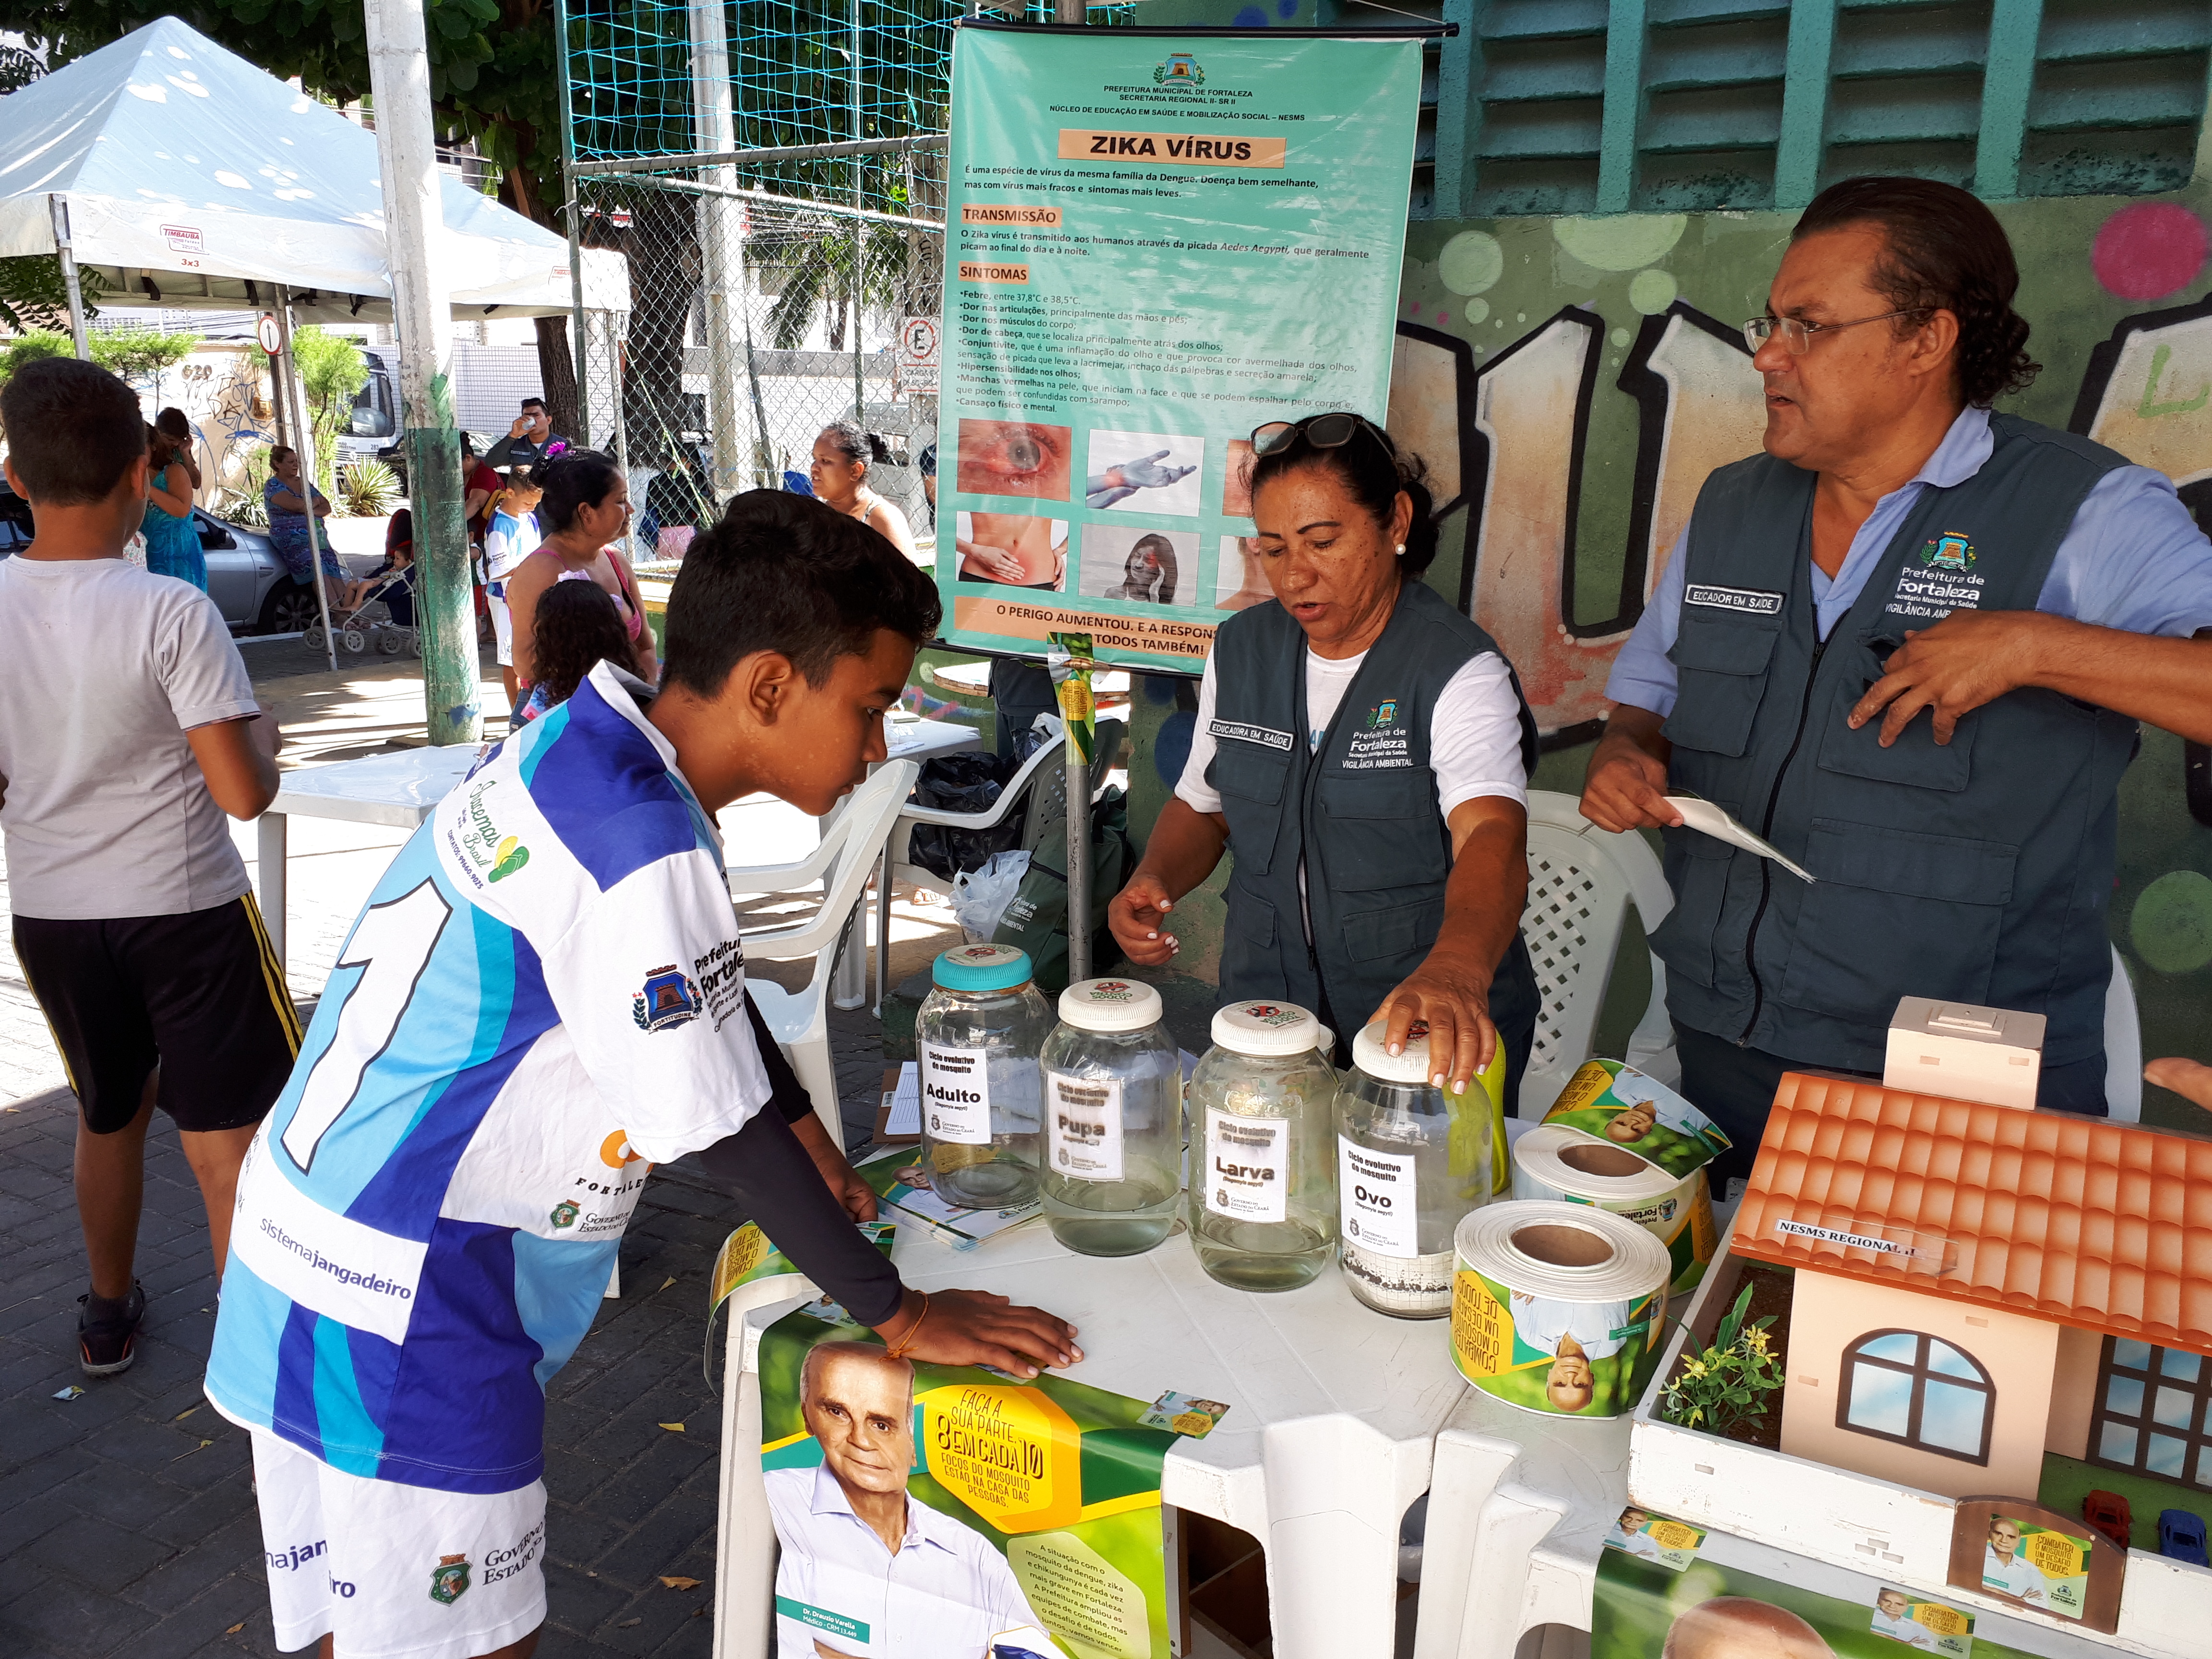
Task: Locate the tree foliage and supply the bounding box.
[0,253,104,334]
[254,325,367,492]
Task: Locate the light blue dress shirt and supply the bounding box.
[1604,406,2212,717]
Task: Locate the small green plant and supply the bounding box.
[221,449,273,529]
[337,459,400,519]
[1658,1283,1783,1438]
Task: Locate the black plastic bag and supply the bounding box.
[906,751,1023,883]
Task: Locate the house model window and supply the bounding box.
[1838,1329,1994,1464]
[2092,1338,2212,1484]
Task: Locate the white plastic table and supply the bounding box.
[835,715,982,1012]
[712,1214,1470,1659]
[256,745,480,970]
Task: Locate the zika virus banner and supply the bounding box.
[937,22,1426,672]
[760,1310,1180,1659]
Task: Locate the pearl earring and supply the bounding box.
[1395,543,1406,555]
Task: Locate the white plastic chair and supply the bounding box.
[885,727,1070,897]
[2105,944,2142,1124]
[1515,790,1677,1118]
[727,759,918,1147]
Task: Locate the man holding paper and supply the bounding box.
[1581,176,2212,1175]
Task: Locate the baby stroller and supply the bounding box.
[303,561,419,656]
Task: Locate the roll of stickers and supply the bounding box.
[1451,1201,1672,1419]
[1512,1124,1716,1295]
[1539,1059,1731,1180]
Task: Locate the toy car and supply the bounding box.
[2082,1490,2133,1550]
[2157,1507,2209,1566]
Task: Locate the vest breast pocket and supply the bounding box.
[1776,817,2019,1022]
[1211,741,1291,877]
[1316,769,1440,891]
[1815,640,1976,792]
[1661,614,1781,758]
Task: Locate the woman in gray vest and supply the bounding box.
[1106,413,1541,1100]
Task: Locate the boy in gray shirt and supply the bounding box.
[0,358,295,1376]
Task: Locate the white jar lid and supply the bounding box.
[1059,976,1165,1033]
[1210,999,1321,1057]
[1352,1018,1440,1085]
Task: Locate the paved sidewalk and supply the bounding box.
[0,1006,895,1659]
[0,644,962,1656]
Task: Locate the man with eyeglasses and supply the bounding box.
[1581,176,2212,1178]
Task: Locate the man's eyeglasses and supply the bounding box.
[1250,411,1397,462]
[1743,308,1929,356]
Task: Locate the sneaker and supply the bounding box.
[77,1283,146,1377]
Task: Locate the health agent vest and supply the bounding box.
[1650,413,2137,1073]
[1205,579,1541,1039]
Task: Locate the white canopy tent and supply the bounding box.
[0,15,629,669]
[0,15,628,323]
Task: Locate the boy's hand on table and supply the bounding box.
[872,1287,1082,1379]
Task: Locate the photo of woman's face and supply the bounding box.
[956,419,1072,501]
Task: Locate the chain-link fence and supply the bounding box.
[572,167,944,565]
[561,2,1133,566]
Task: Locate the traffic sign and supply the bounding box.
[897,316,939,395]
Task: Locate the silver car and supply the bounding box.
[0,489,320,635]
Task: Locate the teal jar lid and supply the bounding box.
[933,942,1034,992]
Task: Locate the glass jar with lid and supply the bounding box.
[1037,977,1182,1257]
[1334,1019,1501,1318]
[915,943,1048,1209]
[1186,1000,1338,1291]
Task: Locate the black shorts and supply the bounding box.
[13,895,301,1135]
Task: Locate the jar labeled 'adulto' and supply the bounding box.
[916,943,1048,1209]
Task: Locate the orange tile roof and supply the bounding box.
[1730,1073,2212,1355]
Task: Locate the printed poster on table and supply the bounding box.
[937,22,1426,672]
[760,1307,1181,1659]
[1597,1549,2015,1659]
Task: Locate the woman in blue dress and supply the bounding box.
[263,444,353,606]
[142,423,206,589]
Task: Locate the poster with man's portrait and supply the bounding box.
[760,1309,1178,1659]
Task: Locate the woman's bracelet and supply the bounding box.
[885,1291,932,1360]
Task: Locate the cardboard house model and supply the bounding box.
[1730,1074,2212,1505]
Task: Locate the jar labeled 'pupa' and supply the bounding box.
[1037,977,1181,1256]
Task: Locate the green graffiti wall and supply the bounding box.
[1387,187,2212,1122]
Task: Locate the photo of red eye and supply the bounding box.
[956,419,1073,502]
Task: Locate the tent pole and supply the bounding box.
[275,294,339,673]
[366,0,474,747]
[48,197,89,361]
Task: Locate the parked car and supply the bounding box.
[2082,1490,2132,1550]
[0,485,319,637]
[2158,1508,2209,1566]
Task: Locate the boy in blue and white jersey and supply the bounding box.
[205,488,1081,1659]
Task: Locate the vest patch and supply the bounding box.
[1342,698,1415,769]
[1210,719,1294,752]
[1684,583,1783,616]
